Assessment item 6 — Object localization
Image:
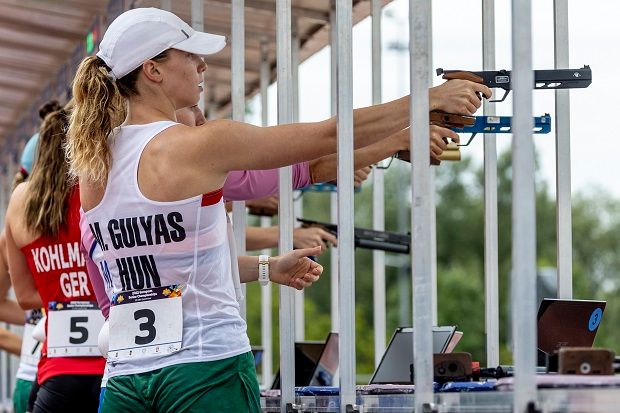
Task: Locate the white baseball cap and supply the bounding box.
[97,8,226,80]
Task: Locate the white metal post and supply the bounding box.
[292,19,300,124]
[259,39,273,390]
[260,220,273,389]
[512,0,537,411]
[410,0,434,411]
[329,1,340,333]
[291,22,305,341]
[482,0,500,368]
[554,0,573,299]
[430,171,438,325]
[335,0,355,411]
[428,3,438,327]
[370,0,386,369]
[231,0,247,319]
[276,0,296,410]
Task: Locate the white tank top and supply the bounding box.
[85,121,249,378]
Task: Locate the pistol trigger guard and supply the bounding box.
[489,89,510,103]
[457,133,476,147]
[376,155,395,170]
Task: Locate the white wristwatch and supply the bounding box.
[258,255,270,286]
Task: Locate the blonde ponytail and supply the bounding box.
[66,56,125,185]
[66,51,170,185]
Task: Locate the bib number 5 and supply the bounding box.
[69,317,89,344]
[47,301,105,357]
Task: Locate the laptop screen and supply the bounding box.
[537,299,606,354]
[369,326,456,385]
[309,332,339,386]
[271,332,339,389]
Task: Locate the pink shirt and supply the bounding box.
[82,165,312,318]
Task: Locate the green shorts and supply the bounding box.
[101,352,261,413]
[12,378,33,413]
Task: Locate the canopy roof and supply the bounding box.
[0,0,389,146]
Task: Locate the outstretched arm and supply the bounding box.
[186,80,490,177]
[309,125,458,184]
[245,226,338,253]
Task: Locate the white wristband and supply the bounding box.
[258,255,270,286]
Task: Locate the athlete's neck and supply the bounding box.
[124,91,178,126]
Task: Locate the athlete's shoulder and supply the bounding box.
[7,182,29,217]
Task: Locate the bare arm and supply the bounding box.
[0,231,25,325]
[245,226,338,253]
[5,185,44,310]
[245,226,279,251]
[309,128,408,184]
[0,327,21,356]
[188,80,489,174]
[201,97,405,173]
[308,125,458,183]
[141,81,489,201]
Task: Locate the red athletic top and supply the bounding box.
[20,186,105,384]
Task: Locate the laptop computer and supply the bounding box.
[271,332,339,389]
[309,332,339,386]
[537,298,606,364]
[369,326,457,384]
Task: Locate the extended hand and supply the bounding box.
[354,167,372,189]
[270,246,323,290]
[430,125,459,165]
[391,126,459,165]
[246,195,279,214]
[429,79,492,115]
[293,227,338,253]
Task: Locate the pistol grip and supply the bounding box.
[395,150,411,163]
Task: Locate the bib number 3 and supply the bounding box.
[47,301,105,357]
[108,285,183,361]
[134,309,156,345]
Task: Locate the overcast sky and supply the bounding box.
[247,0,620,198]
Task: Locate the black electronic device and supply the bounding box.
[271,332,339,389]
